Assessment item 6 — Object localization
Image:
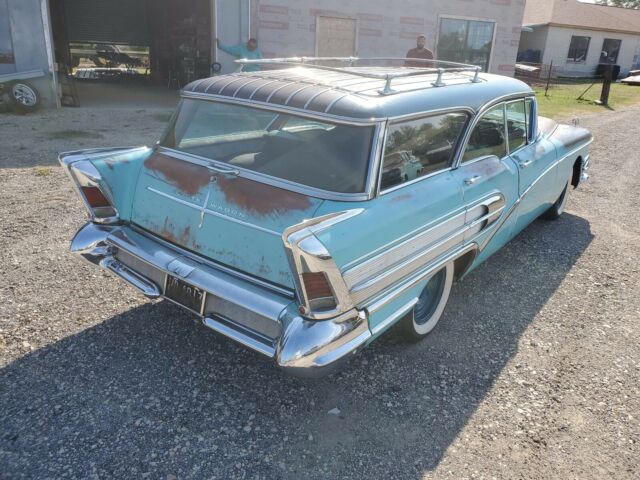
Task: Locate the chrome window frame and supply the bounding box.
[160,93,384,202]
[453,91,533,168]
[375,106,474,196]
[504,98,530,156]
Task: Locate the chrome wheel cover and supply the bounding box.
[414,269,446,325]
[411,262,453,335]
[12,83,37,107]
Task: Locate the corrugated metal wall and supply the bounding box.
[64,0,150,45]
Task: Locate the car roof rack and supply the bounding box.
[236,57,482,95]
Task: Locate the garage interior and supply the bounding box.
[48,0,215,106]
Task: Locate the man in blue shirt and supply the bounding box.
[216,38,262,71]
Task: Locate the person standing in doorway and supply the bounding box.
[216,38,263,71]
[405,34,434,67]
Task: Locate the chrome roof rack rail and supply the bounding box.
[236,57,482,95]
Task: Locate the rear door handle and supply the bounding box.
[519,159,533,168]
[207,164,240,176]
[464,175,481,185]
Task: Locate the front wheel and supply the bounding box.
[543,178,570,220]
[399,262,454,342]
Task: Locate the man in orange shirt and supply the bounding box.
[405,35,434,67]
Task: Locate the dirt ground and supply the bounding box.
[0,103,639,479]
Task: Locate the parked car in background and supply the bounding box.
[60,58,592,376]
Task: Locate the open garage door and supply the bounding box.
[64,0,149,45]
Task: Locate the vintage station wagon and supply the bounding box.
[61,58,592,376]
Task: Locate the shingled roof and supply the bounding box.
[523,0,640,35]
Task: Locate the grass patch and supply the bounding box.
[151,112,172,123]
[533,82,640,120]
[46,130,104,140]
[32,166,53,177]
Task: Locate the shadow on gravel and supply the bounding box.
[0,214,593,479]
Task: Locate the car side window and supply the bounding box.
[381,112,468,190]
[506,100,527,152]
[461,104,506,163]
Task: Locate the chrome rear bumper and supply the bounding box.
[69,222,370,376]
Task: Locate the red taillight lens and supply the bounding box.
[301,272,333,300]
[81,186,111,208]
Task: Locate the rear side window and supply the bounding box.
[506,100,527,152]
[462,104,506,163]
[380,112,468,190]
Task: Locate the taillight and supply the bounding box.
[301,272,337,312]
[302,272,333,300]
[65,160,119,223]
[81,186,111,208]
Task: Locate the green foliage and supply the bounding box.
[597,0,640,9]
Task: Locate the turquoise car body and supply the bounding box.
[60,64,592,376]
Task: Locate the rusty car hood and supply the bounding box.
[130,151,323,288]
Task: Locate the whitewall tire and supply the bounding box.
[400,261,454,341]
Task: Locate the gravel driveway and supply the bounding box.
[1,105,638,479]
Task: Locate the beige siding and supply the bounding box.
[253,0,526,76]
[541,26,640,76]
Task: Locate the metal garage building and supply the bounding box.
[1,0,527,109]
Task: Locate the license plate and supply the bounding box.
[164,275,204,314]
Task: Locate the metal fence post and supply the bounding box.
[544,60,553,97]
[599,64,612,106]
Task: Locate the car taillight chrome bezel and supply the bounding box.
[63,158,119,224]
[283,210,363,320]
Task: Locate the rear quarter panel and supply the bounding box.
[313,171,464,334]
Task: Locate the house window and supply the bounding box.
[600,39,622,64]
[437,18,495,72]
[0,0,15,70]
[567,36,590,63]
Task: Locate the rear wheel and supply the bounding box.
[400,262,454,341]
[543,178,570,220]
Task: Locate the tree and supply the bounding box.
[597,0,640,9]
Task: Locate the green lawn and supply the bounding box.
[533,82,640,120]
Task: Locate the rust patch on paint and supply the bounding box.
[391,193,412,203]
[216,175,312,215]
[154,217,194,247]
[144,152,210,195]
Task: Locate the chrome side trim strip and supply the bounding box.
[367,243,478,315]
[344,193,505,302]
[343,210,466,288]
[147,187,281,236]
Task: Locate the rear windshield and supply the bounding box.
[161,99,375,194]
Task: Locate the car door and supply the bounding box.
[452,102,520,264]
[508,98,558,233]
[336,111,468,333]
